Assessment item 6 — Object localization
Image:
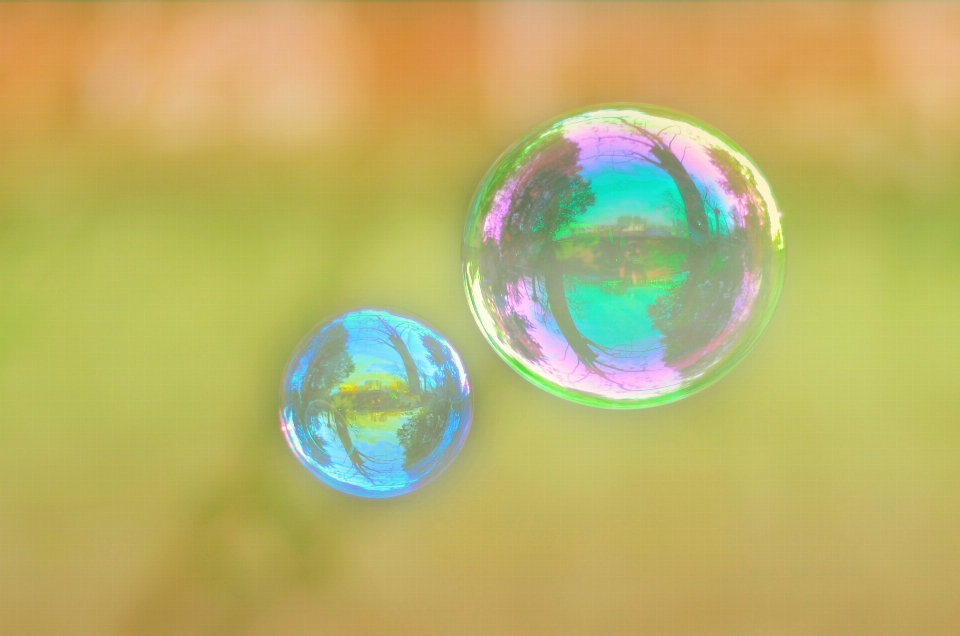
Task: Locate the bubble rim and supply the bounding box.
[462,102,786,410]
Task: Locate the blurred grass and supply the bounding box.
[1,4,959,635]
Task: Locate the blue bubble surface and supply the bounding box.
[281,310,472,498]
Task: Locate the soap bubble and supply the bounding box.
[281,310,472,497]
[463,105,785,408]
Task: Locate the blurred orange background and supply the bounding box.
[1,3,959,635]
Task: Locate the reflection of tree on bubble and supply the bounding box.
[647,140,760,367]
[397,334,462,471]
[481,132,607,373]
[299,322,383,479]
[318,315,433,483]
[361,317,460,472]
[368,315,422,397]
[620,121,712,245]
[297,322,353,468]
[607,124,740,372]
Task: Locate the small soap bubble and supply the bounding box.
[281,310,471,497]
[463,105,785,408]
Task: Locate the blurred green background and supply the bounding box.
[1,3,958,635]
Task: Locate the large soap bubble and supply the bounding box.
[281,310,472,497]
[463,105,785,408]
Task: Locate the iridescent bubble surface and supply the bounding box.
[463,105,785,408]
[281,310,471,497]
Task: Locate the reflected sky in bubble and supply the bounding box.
[464,105,785,408]
[281,310,472,497]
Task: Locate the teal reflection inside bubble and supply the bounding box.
[281,310,472,498]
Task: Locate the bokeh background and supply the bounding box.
[2,3,959,635]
